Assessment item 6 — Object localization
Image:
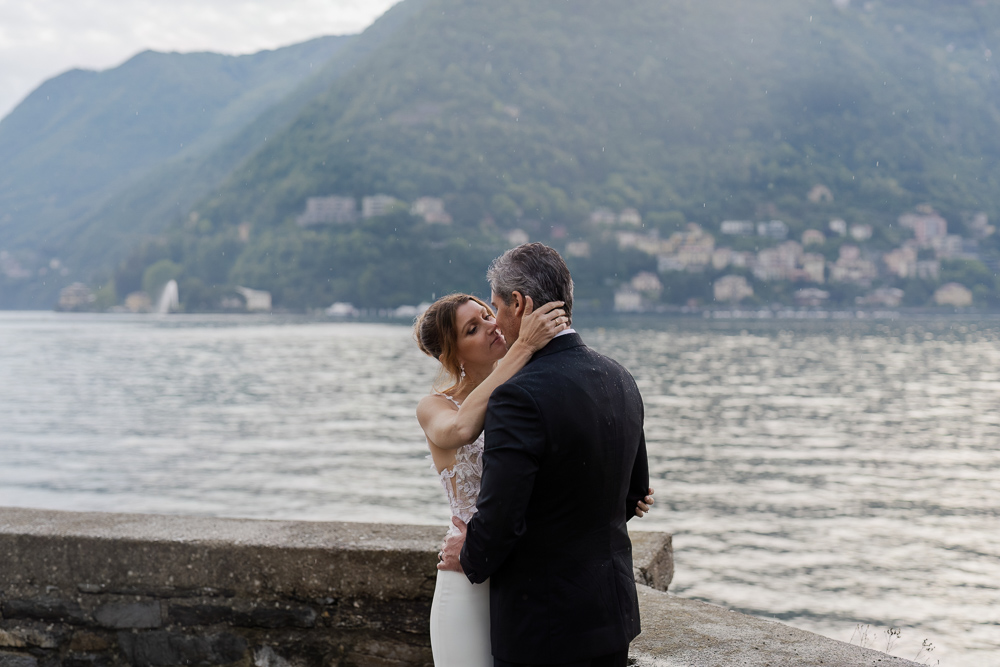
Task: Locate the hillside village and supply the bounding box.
[554,197,997,313]
[281,189,999,313]
[47,182,1000,314]
[288,185,1000,314]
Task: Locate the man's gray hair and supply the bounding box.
[487,243,574,321]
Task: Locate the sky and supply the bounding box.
[0,0,402,119]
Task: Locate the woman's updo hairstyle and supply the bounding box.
[414,293,493,395]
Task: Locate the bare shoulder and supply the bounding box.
[416,393,457,422]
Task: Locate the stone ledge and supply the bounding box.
[0,508,673,600]
[629,530,674,590]
[0,507,918,667]
[631,586,921,667]
[0,508,443,600]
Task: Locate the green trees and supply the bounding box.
[93,0,1000,311]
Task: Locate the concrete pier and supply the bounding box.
[0,508,917,666]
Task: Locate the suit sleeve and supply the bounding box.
[624,429,649,522]
[460,381,544,584]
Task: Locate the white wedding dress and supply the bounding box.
[428,394,492,666]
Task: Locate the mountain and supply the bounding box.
[6,0,1000,310]
[0,34,355,307]
[199,0,1000,228]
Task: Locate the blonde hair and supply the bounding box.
[414,293,493,395]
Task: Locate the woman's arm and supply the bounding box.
[417,298,566,450]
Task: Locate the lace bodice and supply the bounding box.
[428,394,484,536]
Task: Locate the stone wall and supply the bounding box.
[0,508,916,667]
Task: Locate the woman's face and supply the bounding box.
[453,300,507,370]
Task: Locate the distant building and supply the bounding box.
[884,245,918,279]
[802,229,826,246]
[297,196,357,226]
[653,224,715,268]
[712,247,733,270]
[753,241,802,282]
[676,242,714,269]
[801,253,826,283]
[932,234,964,259]
[830,245,878,285]
[657,256,685,272]
[630,271,663,298]
[124,292,152,313]
[236,287,272,312]
[392,304,423,319]
[720,220,755,236]
[613,288,643,312]
[934,283,972,307]
[57,283,95,311]
[839,245,861,262]
[898,206,947,246]
[757,220,789,240]
[411,197,452,224]
[618,208,642,226]
[968,212,995,239]
[565,241,591,258]
[829,218,848,236]
[589,207,617,226]
[857,287,904,308]
[850,224,873,242]
[326,302,359,317]
[714,275,754,303]
[618,230,666,256]
[362,194,399,219]
[728,251,755,269]
[794,288,830,307]
[807,184,834,203]
[507,229,529,246]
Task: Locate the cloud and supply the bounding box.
[0,0,401,119]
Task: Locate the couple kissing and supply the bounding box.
[415,242,653,667]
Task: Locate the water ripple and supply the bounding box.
[0,312,997,663]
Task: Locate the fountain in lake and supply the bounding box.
[157,280,179,314]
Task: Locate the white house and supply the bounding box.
[714,275,754,303]
[618,208,642,226]
[411,197,452,224]
[297,196,357,226]
[362,194,399,219]
[614,288,643,312]
[720,220,755,236]
[934,283,972,307]
[757,220,789,240]
[236,287,272,311]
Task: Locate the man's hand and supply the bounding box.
[635,487,655,518]
[437,516,467,573]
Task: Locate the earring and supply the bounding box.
[459,362,466,381]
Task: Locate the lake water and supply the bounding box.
[1,311,997,665]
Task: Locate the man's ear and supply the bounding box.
[511,291,526,317]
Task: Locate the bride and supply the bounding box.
[414,293,654,665]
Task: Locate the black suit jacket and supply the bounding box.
[460,333,649,664]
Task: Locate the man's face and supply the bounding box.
[490,290,520,348]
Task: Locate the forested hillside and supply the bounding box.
[5,0,1000,311]
[0,35,356,307]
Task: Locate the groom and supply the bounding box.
[438,243,649,667]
